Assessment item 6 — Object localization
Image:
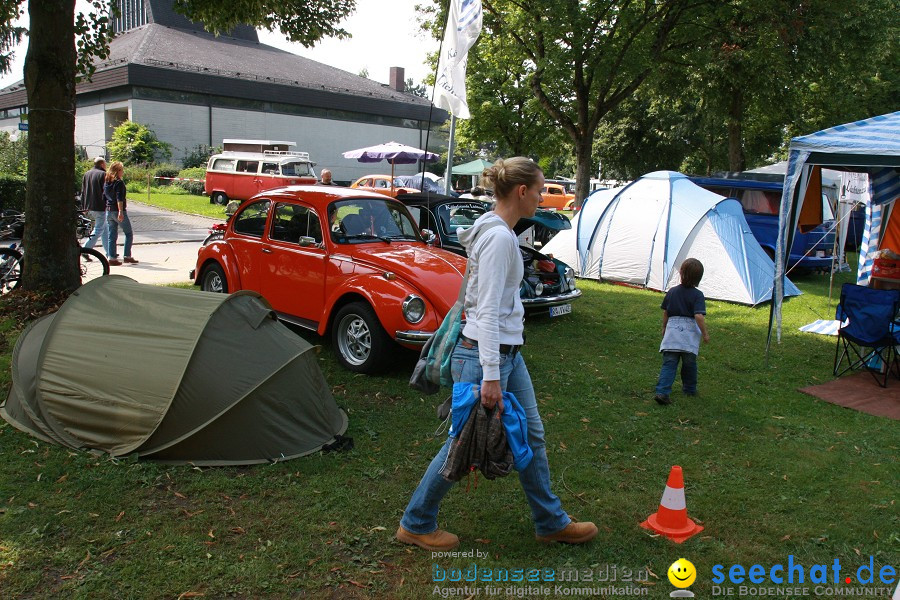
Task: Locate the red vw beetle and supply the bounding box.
[192,186,466,373]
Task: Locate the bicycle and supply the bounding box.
[0,208,110,293]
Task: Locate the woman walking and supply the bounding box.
[103,161,138,266]
[397,157,597,551]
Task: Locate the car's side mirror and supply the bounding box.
[421,229,436,244]
[298,235,317,247]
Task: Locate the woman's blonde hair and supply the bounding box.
[105,161,124,182]
[481,157,542,198]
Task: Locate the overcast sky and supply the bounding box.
[0,1,439,89]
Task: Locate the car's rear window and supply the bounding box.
[211,158,236,171]
[739,190,780,215]
[437,203,486,236]
[281,161,313,176]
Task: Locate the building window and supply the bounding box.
[113,0,147,33]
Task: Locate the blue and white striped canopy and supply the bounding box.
[772,111,900,343]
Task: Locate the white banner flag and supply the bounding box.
[433,0,483,119]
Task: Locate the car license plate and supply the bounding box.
[549,304,571,317]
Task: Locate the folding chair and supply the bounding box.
[833,283,900,387]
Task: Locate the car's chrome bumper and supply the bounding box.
[521,288,582,308]
[395,330,433,346]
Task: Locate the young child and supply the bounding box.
[655,258,710,405]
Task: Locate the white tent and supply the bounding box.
[543,171,801,305]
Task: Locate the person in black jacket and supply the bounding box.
[103,161,138,266]
[81,157,107,252]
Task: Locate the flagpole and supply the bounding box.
[444,114,457,195]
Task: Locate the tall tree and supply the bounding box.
[475,0,698,203]
[3,0,356,292]
[595,0,899,176]
[456,30,566,161]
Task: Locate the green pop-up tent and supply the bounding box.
[451,158,494,190]
[1,276,349,465]
[452,158,494,175]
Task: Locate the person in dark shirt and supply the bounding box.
[655,258,710,405]
[81,157,107,252]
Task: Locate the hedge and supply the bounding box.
[174,167,206,196]
[0,173,26,212]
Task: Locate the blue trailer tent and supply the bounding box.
[771,111,900,344]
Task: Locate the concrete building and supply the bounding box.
[0,0,447,182]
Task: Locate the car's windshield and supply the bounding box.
[329,198,421,243]
[437,202,487,237]
[281,161,313,177]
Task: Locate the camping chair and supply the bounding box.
[833,283,900,387]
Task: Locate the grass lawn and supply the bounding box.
[129,186,228,220]
[0,258,897,598]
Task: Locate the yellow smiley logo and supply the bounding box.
[667,558,697,588]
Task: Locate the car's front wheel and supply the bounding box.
[201,263,228,293]
[331,302,392,373]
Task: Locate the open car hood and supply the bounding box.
[401,193,571,235]
[515,209,572,235]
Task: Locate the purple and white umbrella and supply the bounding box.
[343,142,438,193]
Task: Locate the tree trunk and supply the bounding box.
[573,136,592,208]
[727,87,745,172]
[23,0,80,292]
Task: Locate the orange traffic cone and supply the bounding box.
[640,465,703,543]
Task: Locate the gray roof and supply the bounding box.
[0,24,443,121]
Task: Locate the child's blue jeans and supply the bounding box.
[656,351,697,395]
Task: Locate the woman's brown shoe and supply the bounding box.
[396,526,459,551]
[123,256,139,264]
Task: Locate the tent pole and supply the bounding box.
[444,114,457,195]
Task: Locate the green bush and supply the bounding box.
[181,144,220,169]
[125,181,146,194]
[0,173,26,211]
[152,163,181,186]
[174,167,206,196]
[74,159,94,192]
[0,131,27,176]
[123,164,153,186]
[107,120,171,165]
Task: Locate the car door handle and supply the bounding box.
[261,247,272,254]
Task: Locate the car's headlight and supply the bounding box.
[565,267,576,290]
[534,282,544,296]
[402,295,426,324]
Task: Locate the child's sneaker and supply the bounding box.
[654,394,672,405]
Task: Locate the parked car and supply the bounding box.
[204,149,317,205]
[399,193,582,317]
[191,186,467,373]
[689,176,836,270]
[350,175,420,198]
[540,182,576,210]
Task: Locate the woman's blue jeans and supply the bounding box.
[655,351,697,395]
[105,210,133,259]
[400,341,570,536]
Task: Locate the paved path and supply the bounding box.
[103,202,225,285]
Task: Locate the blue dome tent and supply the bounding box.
[542,171,801,305]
